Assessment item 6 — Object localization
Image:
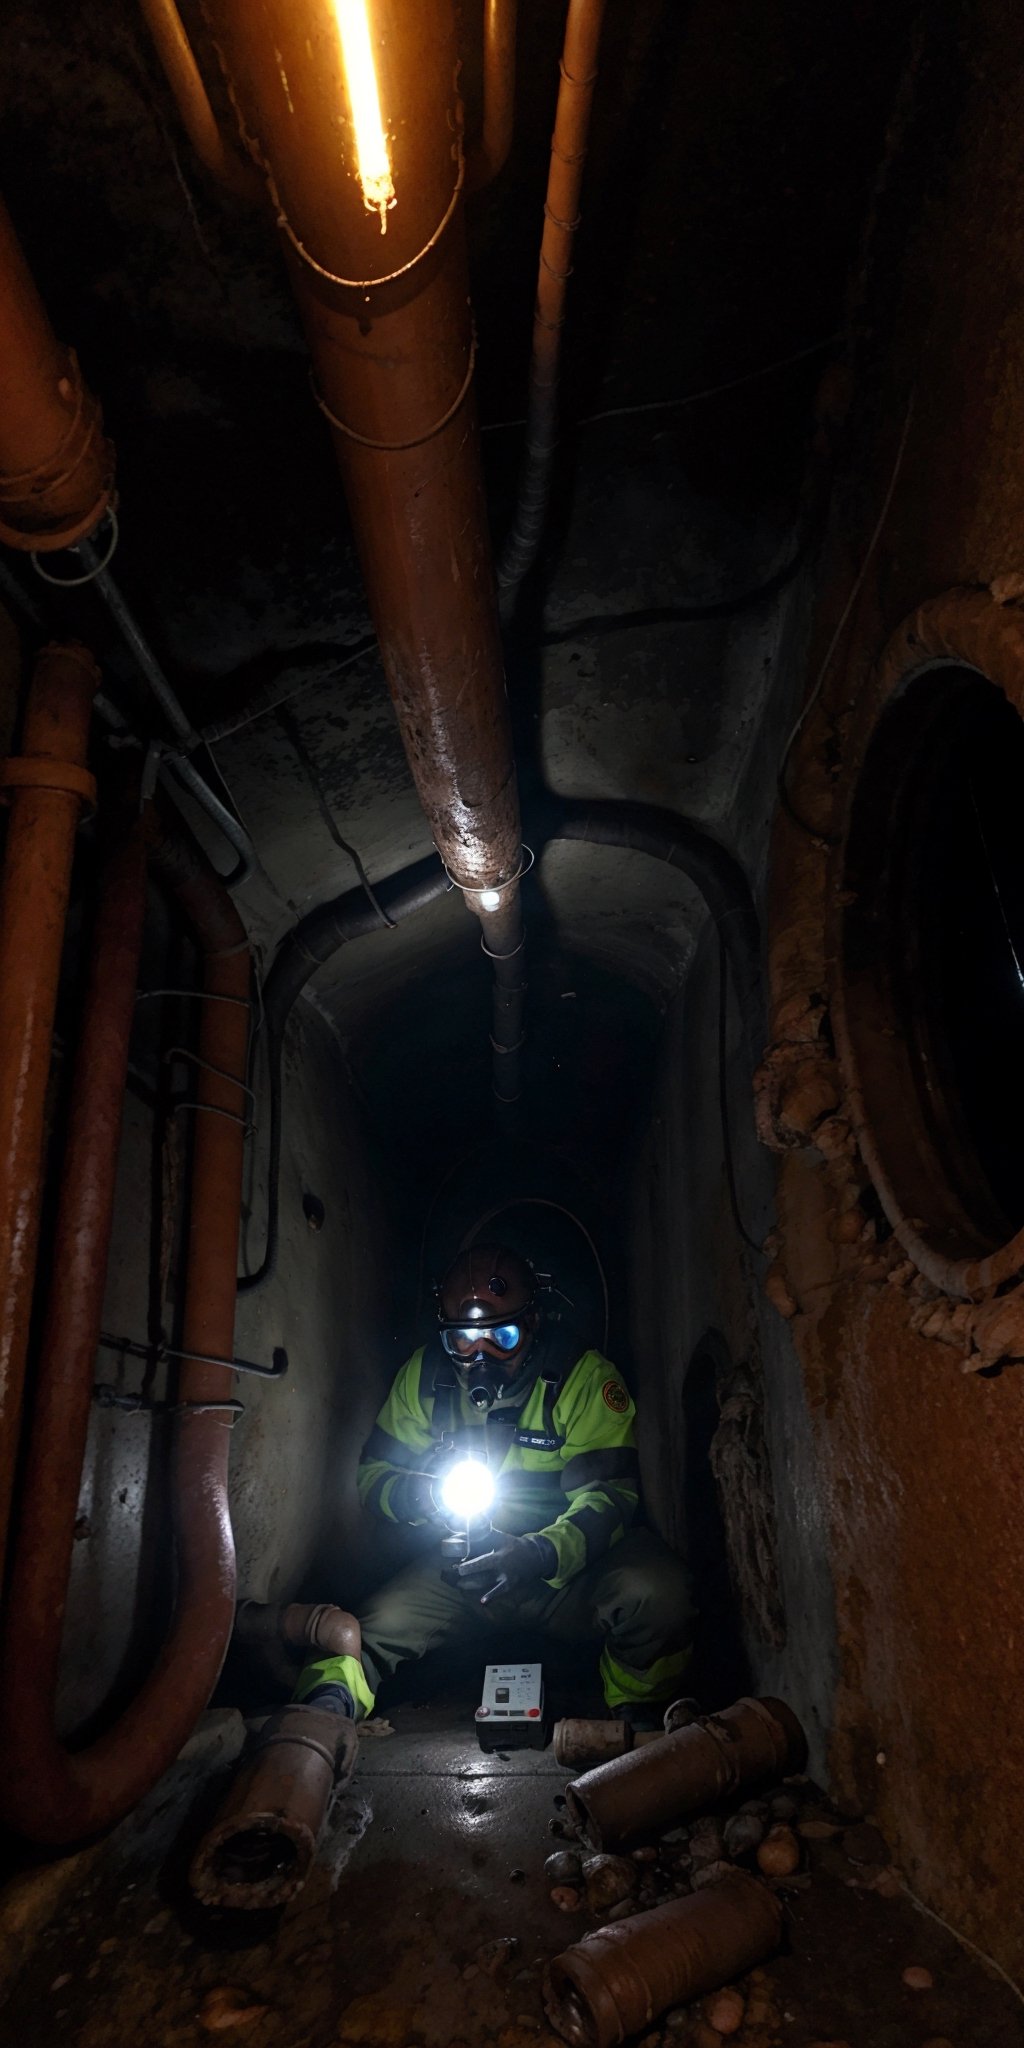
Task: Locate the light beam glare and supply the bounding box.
[332,0,396,232]
[440,1458,495,1523]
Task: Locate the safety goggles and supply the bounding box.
[441,1322,523,1357]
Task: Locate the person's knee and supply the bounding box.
[616,1553,694,1645]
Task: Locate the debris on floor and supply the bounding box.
[1,1695,1022,2048]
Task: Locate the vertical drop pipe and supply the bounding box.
[0,641,97,1591]
[0,806,250,1843]
[200,0,525,1100]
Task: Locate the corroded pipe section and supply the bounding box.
[0,196,114,550]
[0,641,97,1592]
[189,1706,358,1909]
[543,1872,782,2048]
[237,1600,362,1662]
[0,808,250,1843]
[202,0,524,1096]
[466,0,518,193]
[203,0,521,897]
[0,786,146,1778]
[552,1719,664,1769]
[566,1697,806,1853]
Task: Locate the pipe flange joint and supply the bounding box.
[0,757,97,810]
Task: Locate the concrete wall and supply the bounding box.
[751,0,1024,1979]
[628,923,837,1777]
[57,985,396,1735]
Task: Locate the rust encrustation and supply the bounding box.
[189,1706,358,1910]
[543,1871,783,2048]
[565,1697,807,1854]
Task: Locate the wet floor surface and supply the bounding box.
[3,1698,1023,2048]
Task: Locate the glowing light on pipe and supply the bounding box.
[479,888,502,912]
[332,0,396,232]
[439,1457,495,1522]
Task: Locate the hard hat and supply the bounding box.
[437,1243,539,1372]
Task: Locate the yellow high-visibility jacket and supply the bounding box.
[357,1340,639,1589]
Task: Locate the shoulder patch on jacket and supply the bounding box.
[601,1378,630,1414]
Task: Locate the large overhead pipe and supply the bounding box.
[197,0,526,1101]
[0,196,114,553]
[0,641,97,1592]
[0,806,251,1843]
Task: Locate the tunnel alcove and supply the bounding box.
[840,662,1024,1263]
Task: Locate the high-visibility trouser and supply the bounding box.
[293,1527,693,1718]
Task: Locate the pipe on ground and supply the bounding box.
[543,1871,782,2048]
[565,1696,807,1854]
[189,1705,358,1910]
[202,0,524,1098]
[0,806,251,1844]
[0,196,114,552]
[0,641,97,1591]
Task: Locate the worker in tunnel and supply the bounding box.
[293,1244,694,1727]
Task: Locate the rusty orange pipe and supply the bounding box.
[0,807,250,1843]
[201,0,524,949]
[499,0,608,595]
[138,0,262,203]
[0,642,97,1595]
[0,196,114,551]
[466,0,518,193]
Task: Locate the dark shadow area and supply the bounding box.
[683,1347,754,1709]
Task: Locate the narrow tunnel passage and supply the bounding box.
[1,1,1024,2044]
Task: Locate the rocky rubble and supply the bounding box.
[541,1763,912,2046]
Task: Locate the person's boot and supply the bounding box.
[301,1680,357,1717]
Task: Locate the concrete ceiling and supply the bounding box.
[0,0,910,1048]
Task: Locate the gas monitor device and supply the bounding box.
[475,1662,548,1751]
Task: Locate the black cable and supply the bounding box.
[718,934,763,1256]
[532,551,804,648]
[275,704,396,928]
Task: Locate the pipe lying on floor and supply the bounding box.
[544,1872,782,2048]
[189,1705,358,1911]
[0,805,251,1844]
[565,1696,807,1854]
[200,0,526,1102]
[0,641,97,1592]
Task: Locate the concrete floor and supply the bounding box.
[3,1691,1024,2046]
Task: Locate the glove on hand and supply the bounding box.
[456,1532,558,1604]
[390,1471,441,1525]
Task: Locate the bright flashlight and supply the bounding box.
[479,889,502,912]
[331,0,396,232]
[439,1457,495,1523]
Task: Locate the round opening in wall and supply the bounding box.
[838,661,1024,1273]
